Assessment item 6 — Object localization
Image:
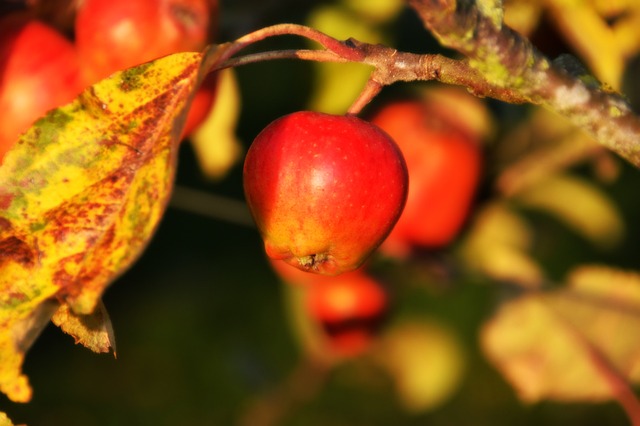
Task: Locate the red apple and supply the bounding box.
[243,111,408,275]
[75,0,211,83]
[0,13,84,162]
[181,72,219,138]
[75,0,217,138]
[305,270,388,356]
[370,99,483,257]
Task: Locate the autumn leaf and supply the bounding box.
[372,319,466,412]
[0,43,231,403]
[460,202,544,288]
[52,300,116,356]
[481,265,640,403]
[190,68,244,180]
[514,173,625,249]
[546,0,627,90]
[0,411,15,426]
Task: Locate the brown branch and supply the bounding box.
[350,40,528,104]
[408,0,640,168]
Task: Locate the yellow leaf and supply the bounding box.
[481,265,640,402]
[0,412,15,426]
[504,0,543,36]
[0,44,231,402]
[515,173,625,249]
[460,202,544,288]
[612,10,640,58]
[306,5,381,114]
[190,68,243,180]
[341,0,405,23]
[373,319,466,412]
[546,0,625,89]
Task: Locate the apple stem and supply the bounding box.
[347,78,383,116]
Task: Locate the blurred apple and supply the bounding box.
[75,0,216,137]
[305,270,388,357]
[181,72,219,138]
[370,95,484,257]
[75,0,211,83]
[0,12,84,161]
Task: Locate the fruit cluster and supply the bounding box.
[0,0,219,162]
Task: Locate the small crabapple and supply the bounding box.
[243,111,408,275]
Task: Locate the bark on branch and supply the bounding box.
[408,0,640,167]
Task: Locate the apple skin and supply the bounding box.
[243,111,408,275]
[0,13,84,162]
[181,72,219,138]
[305,270,388,356]
[75,0,218,138]
[75,0,211,83]
[370,100,482,257]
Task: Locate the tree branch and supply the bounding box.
[408,0,640,168]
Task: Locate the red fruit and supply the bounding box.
[305,270,388,356]
[0,13,84,161]
[75,0,216,137]
[370,99,482,256]
[75,0,211,83]
[243,111,408,276]
[181,72,219,138]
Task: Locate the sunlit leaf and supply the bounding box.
[0,412,15,426]
[612,10,640,58]
[373,319,466,412]
[503,0,543,36]
[306,4,382,114]
[514,173,625,249]
[0,44,230,402]
[341,0,405,23]
[547,0,625,89]
[460,202,544,288]
[481,265,640,402]
[190,68,243,180]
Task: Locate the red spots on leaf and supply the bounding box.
[0,236,35,267]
